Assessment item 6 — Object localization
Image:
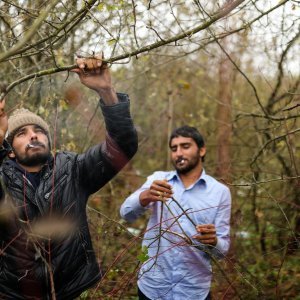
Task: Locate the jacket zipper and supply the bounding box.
[44,174,68,201]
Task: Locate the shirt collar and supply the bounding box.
[165,169,207,185]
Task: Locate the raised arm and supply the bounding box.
[71,56,138,194]
[71,55,118,106]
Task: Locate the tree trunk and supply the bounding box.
[215,49,233,183]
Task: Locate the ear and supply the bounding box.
[199,146,206,159]
[8,151,16,159]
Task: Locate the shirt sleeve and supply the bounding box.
[210,186,231,258]
[197,187,231,259]
[120,173,159,223]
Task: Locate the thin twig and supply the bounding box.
[0,0,245,99]
[0,0,61,62]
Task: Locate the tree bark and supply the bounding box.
[215,46,233,183]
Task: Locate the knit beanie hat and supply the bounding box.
[7,108,51,147]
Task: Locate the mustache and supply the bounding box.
[175,158,186,164]
[25,141,45,151]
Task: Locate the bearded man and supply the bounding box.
[120,125,231,300]
[0,58,138,299]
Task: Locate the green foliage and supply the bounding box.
[97,1,125,12]
[137,246,149,263]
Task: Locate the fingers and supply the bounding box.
[149,180,173,201]
[148,189,169,202]
[194,235,217,245]
[76,57,102,70]
[70,68,80,74]
[196,224,216,233]
[140,180,173,207]
[70,55,105,76]
[194,224,217,246]
[151,180,172,192]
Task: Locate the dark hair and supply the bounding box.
[169,125,205,148]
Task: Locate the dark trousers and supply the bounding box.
[138,287,151,300]
[138,287,211,300]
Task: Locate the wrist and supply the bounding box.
[139,190,151,207]
[97,87,118,105]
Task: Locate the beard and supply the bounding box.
[14,143,50,167]
[172,155,201,174]
[15,152,50,167]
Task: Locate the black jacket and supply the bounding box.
[0,94,138,299]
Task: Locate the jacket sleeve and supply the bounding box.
[76,93,138,194]
[0,140,10,164]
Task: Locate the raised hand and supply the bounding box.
[139,179,173,207]
[71,53,118,105]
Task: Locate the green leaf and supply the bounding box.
[106,4,118,11]
[177,79,190,89]
[137,246,149,263]
[97,3,105,11]
[107,38,117,45]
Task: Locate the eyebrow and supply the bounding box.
[15,125,45,134]
[14,127,26,134]
[170,142,192,148]
[33,125,45,132]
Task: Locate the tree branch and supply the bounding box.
[0,0,61,62]
[0,0,98,62]
[251,128,300,166]
[0,0,246,100]
[266,29,300,113]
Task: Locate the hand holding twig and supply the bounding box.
[194,224,217,246]
[139,179,173,207]
[71,53,118,105]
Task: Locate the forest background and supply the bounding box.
[0,0,299,299]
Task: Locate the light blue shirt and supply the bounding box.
[120,170,231,300]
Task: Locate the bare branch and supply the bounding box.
[1,0,246,99]
[0,0,61,62]
[251,128,300,166]
[235,112,299,121]
[1,0,98,62]
[266,29,300,113]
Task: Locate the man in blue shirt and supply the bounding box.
[120,125,231,300]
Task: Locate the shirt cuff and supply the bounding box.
[132,197,149,214]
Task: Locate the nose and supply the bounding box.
[175,147,183,157]
[29,129,38,140]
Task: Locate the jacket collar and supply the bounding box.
[3,154,54,176]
